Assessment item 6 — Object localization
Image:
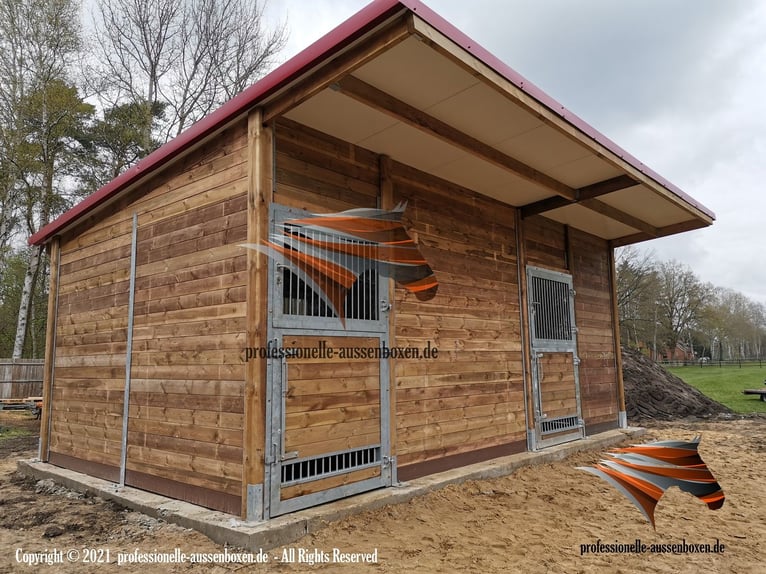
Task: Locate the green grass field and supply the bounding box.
[666,364,766,414]
[0,425,31,441]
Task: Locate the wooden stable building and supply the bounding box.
[30,0,714,520]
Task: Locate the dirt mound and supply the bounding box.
[621,346,733,421]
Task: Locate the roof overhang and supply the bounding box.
[30,0,713,246]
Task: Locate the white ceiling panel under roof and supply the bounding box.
[284,88,399,148]
[425,81,545,145]
[278,8,713,246]
[434,154,553,207]
[494,123,593,174]
[598,186,694,228]
[545,155,624,190]
[351,36,480,110]
[546,204,639,240]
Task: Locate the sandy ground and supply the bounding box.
[1,411,763,573]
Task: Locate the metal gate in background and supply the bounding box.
[527,266,584,449]
[265,204,392,518]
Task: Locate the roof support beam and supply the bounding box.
[335,75,578,200]
[579,174,638,199]
[521,174,637,218]
[263,14,411,123]
[610,219,707,248]
[579,198,658,236]
[337,75,658,234]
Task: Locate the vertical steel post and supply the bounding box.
[119,213,138,487]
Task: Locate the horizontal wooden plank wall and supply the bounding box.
[521,216,619,430]
[522,215,568,271]
[273,118,378,211]
[281,334,382,500]
[53,216,132,476]
[390,162,527,476]
[50,120,249,513]
[537,352,577,419]
[283,335,381,461]
[569,228,619,429]
[274,120,527,479]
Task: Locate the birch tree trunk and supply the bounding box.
[12,244,42,358]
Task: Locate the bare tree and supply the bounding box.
[90,0,287,145]
[615,246,656,347]
[654,260,711,355]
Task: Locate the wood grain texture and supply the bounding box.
[389,159,527,464]
[273,118,379,211]
[283,335,381,457]
[50,118,249,500]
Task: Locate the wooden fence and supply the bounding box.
[0,359,44,399]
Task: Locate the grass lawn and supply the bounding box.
[0,425,31,441]
[666,364,766,414]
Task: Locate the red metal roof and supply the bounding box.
[29,0,713,245]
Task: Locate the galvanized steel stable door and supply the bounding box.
[265,205,392,518]
[526,266,585,449]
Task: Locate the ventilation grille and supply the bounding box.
[540,416,580,435]
[280,224,379,321]
[530,275,572,341]
[281,446,381,485]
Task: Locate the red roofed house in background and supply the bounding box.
[30,0,714,520]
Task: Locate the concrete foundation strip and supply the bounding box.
[18,427,646,551]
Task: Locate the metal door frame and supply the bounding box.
[264,204,392,518]
[526,266,585,450]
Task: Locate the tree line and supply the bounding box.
[616,246,765,362]
[0,0,286,358]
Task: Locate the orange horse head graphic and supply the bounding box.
[242,203,437,324]
[578,437,724,529]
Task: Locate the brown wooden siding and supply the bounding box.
[273,118,379,211]
[273,121,529,473]
[54,219,131,470]
[50,120,248,511]
[521,216,619,428]
[390,162,526,470]
[569,228,619,427]
[282,335,381,460]
[522,215,567,271]
[537,352,577,419]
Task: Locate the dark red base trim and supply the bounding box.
[397,439,527,481]
[125,470,241,515]
[585,420,620,435]
[49,451,119,482]
[47,451,241,515]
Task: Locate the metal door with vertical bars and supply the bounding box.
[527,266,584,449]
[264,204,392,517]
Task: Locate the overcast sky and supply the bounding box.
[265,0,766,304]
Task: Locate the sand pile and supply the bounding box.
[621,346,733,421]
